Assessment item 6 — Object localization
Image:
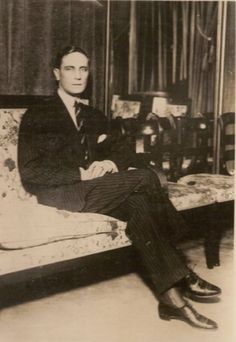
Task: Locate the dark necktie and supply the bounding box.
[74,101,93,164]
[74,101,85,129]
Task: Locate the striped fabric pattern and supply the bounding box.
[80,168,190,296]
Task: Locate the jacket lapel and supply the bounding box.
[53,94,79,132]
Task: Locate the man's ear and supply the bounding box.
[53,68,60,81]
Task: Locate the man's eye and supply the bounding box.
[80,67,88,72]
[64,66,73,70]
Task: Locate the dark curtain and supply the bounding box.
[135,1,172,92]
[110,0,130,96]
[128,1,218,115]
[189,1,218,115]
[0,0,106,109]
[223,1,235,113]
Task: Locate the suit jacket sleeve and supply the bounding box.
[18,107,82,190]
[82,107,140,171]
[94,117,149,170]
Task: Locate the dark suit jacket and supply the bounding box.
[18,95,140,209]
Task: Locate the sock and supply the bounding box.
[159,287,186,308]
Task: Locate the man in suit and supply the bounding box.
[18,46,221,329]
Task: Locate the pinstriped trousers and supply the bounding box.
[79,169,190,296]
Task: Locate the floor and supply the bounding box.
[0,229,234,342]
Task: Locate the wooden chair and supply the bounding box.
[221,112,235,176]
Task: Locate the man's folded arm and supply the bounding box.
[95,133,149,171]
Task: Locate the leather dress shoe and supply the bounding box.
[158,302,218,329]
[183,272,221,298]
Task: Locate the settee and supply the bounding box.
[0,108,234,289]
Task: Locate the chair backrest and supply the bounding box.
[221,112,235,176]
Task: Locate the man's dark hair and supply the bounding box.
[53,46,89,69]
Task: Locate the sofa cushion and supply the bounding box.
[0,230,131,276]
[0,197,127,250]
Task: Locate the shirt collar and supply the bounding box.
[57,87,80,110]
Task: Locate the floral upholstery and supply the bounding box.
[168,182,216,211]
[178,173,234,203]
[0,109,234,276]
[0,109,30,201]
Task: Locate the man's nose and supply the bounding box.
[74,70,82,79]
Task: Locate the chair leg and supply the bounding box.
[204,226,222,269]
[203,204,223,269]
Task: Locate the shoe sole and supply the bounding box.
[185,291,221,299]
[159,312,218,330]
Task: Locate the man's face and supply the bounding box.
[53,52,89,96]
